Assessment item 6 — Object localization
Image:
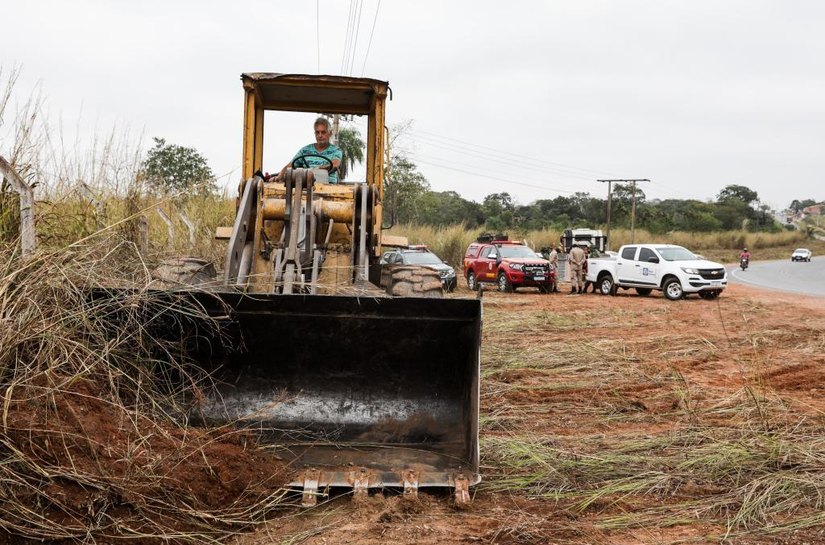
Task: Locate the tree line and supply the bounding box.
[138,134,815,236]
[385,161,809,234]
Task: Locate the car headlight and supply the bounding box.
[508,263,524,271]
[681,267,699,274]
[441,268,455,278]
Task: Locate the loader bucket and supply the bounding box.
[145,291,482,493]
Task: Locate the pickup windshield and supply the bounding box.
[498,245,541,259]
[656,246,696,261]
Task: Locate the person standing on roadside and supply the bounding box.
[582,246,596,294]
[547,246,561,292]
[568,242,587,294]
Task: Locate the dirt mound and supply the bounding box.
[1,375,289,543]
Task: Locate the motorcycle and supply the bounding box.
[740,257,749,271]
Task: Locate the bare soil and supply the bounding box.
[4,283,824,544]
[233,283,825,545]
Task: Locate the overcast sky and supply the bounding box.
[2,0,823,209]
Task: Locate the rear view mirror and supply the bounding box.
[488,253,497,260]
[648,256,660,264]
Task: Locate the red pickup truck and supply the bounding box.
[463,239,556,293]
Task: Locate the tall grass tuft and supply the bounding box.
[0,240,289,542]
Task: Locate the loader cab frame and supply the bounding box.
[240,73,389,249]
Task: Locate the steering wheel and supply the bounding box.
[291,154,336,172]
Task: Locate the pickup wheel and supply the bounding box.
[663,278,684,300]
[635,288,652,296]
[598,274,615,296]
[467,271,479,291]
[497,272,514,293]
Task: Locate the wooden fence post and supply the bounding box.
[0,155,36,257]
[156,206,175,248]
[138,215,149,255]
[178,211,197,246]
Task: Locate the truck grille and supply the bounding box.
[524,264,548,276]
[698,268,725,280]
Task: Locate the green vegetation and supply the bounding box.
[389,223,818,268]
[143,137,216,194]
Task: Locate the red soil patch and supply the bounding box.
[1,376,289,542]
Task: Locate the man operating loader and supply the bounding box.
[277,117,343,183]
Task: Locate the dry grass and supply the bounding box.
[0,239,290,543]
[388,223,821,268]
[476,289,825,541]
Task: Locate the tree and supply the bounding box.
[143,137,215,195]
[384,157,430,224]
[789,198,817,213]
[417,190,484,227]
[482,192,514,230]
[716,184,758,205]
[336,126,364,180]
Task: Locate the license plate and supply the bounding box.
[534,276,545,281]
[710,281,721,286]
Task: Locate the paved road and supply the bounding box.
[727,255,825,297]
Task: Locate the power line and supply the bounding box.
[347,0,365,75]
[409,129,711,204]
[360,0,382,76]
[340,0,355,74]
[410,134,601,182]
[409,155,581,196]
[597,178,650,243]
[410,128,619,179]
[409,146,598,193]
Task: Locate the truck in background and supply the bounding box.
[586,243,727,300]
[464,235,556,293]
[561,228,608,253]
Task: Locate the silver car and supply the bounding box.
[791,248,812,262]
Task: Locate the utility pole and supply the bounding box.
[597,179,613,251]
[332,114,340,144]
[597,179,650,246]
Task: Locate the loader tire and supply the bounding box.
[151,257,217,287]
[387,266,444,298]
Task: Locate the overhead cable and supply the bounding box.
[347,0,365,75]
[410,135,603,182]
[410,128,619,179]
[408,147,598,192]
[360,0,382,76]
[409,156,581,196]
[340,0,355,75]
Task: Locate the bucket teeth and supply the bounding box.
[453,474,471,508]
[301,469,321,507]
[350,468,370,502]
[402,469,419,501]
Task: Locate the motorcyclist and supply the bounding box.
[739,247,751,261]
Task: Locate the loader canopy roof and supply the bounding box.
[241,73,390,114]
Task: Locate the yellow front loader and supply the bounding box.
[171,74,481,505]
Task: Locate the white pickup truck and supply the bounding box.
[586,244,727,300]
